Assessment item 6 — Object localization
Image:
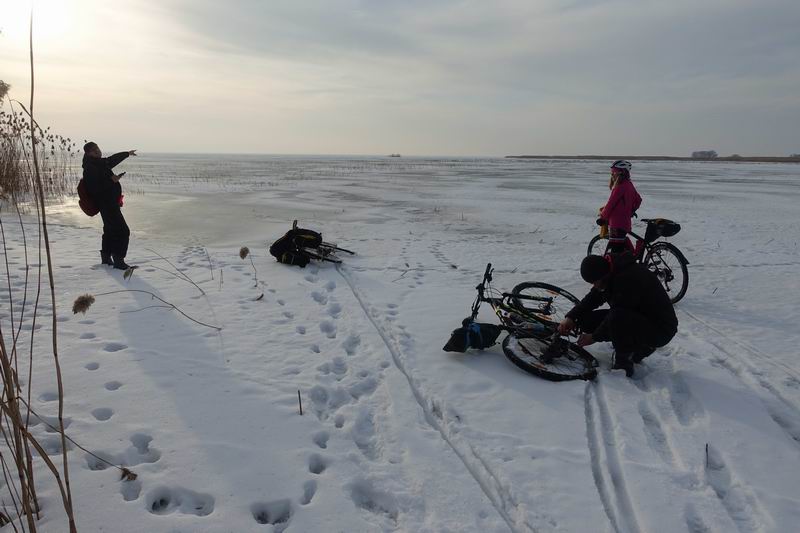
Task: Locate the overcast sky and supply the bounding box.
[1,0,799,156]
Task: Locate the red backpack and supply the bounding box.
[77,178,99,216]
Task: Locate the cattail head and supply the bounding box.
[239,246,250,260]
[72,294,95,314]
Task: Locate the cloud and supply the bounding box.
[2,0,798,155]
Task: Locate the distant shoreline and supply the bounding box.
[506,155,800,163]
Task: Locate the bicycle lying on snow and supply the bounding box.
[443,264,598,381]
[270,220,355,267]
[588,218,689,304]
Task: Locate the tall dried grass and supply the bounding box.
[0,13,78,532]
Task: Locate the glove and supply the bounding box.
[596,218,607,227]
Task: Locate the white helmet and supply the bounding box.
[611,160,632,171]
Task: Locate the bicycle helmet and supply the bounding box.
[611,160,632,171]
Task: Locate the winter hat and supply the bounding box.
[581,255,611,283]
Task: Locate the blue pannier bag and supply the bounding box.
[443,319,503,352]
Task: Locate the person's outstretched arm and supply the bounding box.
[106,149,136,168]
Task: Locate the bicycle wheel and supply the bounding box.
[510,282,580,328]
[644,242,688,304]
[502,334,597,381]
[587,235,609,256]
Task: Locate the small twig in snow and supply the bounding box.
[204,247,214,280]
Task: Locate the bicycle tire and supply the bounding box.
[502,333,597,381]
[644,242,688,304]
[509,282,580,328]
[587,235,609,256]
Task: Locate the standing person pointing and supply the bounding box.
[82,141,136,269]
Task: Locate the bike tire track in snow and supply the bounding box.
[584,383,623,533]
[585,380,642,533]
[682,309,800,382]
[336,264,540,533]
[681,310,800,449]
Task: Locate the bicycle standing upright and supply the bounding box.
[587,218,689,303]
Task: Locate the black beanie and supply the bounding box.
[581,255,611,283]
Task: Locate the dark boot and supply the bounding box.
[633,346,656,363]
[112,255,131,270]
[101,251,113,266]
[612,351,635,377]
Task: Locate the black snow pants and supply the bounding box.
[99,205,130,258]
[578,308,675,356]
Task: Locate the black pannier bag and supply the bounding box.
[443,319,503,352]
[644,218,681,243]
[269,226,323,268]
[280,250,310,267]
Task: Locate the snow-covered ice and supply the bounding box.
[3,155,799,532]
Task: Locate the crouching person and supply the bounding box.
[558,253,678,377]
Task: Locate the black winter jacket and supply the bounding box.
[566,253,678,342]
[82,152,128,210]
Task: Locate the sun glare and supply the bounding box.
[2,0,76,46]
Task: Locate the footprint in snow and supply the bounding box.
[300,480,317,506]
[311,291,328,305]
[331,357,348,377]
[296,325,306,335]
[103,342,127,353]
[80,332,97,339]
[668,372,704,426]
[146,486,215,517]
[349,375,378,400]
[105,381,123,391]
[312,431,329,449]
[91,408,114,421]
[342,334,361,356]
[85,362,100,371]
[121,479,142,502]
[327,302,342,318]
[348,478,399,524]
[308,453,329,474]
[86,433,161,472]
[39,391,59,402]
[33,435,73,456]
[30,414,72,433]
[251,499,292,530]
[319,320,337,339]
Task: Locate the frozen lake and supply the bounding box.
[5,155,800,532]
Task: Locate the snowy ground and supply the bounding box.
[2,156,799,532]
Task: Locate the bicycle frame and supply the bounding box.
[600,226,689,266]
[468,264,555,335]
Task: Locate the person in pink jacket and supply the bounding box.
[598,160,642,253]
